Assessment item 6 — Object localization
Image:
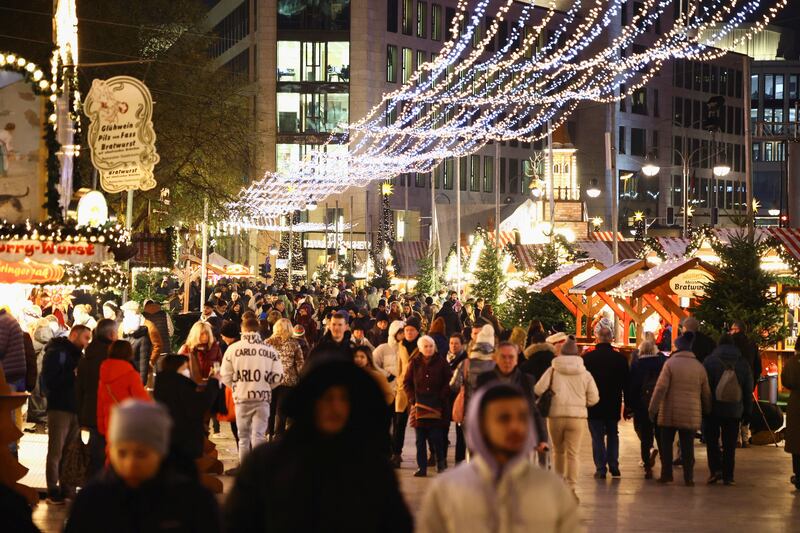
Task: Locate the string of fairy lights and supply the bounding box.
[228,0,787,222]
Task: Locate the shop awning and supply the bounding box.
[569,258,646,295]
[514,244,544,271]
[208,252,233,268]
[608,257,708,298]
[712,227,769,244]
[394,241,429,277]
[590,231,626,241]
[487,230,518,248]
[528,259,602,293]
[768,228,800,261]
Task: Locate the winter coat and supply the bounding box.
[224,360,413,533]
[703,344,754,419]
[520,342,555,383]
[76,337,112,428]
[648,350,711,430]
[265,337,304,387]
[781,354,800,455]
[143,303,172,355]
[96,358,151,436]
[41,337,82,413]
[450,343,498,411]
[22,332,36,391]
[178,342,222,380]
[435,301,463,336]
[430,333,449,361]
[64,463,221,533]
[477,368,549,443]
[404,353,452,428]
[732,332,761,391]
[122,325,153,373]
[534,355,599,419]
[583,343,629,421]
[690,330,716,363]
[446,349,467,371]
[154,372,219,460]
[0,309,26,383]
[296,311,318,345]
[373,320,404,381]
[309,330,354,361]
[627,352,667,417]
[417,384,579,533]
[366,325,389,349]
[220,332,284,404]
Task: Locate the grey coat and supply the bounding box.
[781,355,800,455]
[649,350,711,430]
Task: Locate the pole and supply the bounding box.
[495,142,500,254]
[334,200,340,276]
[609,107,619,263]
[683,157,690,238]
[547,120,555,242]
[743,53,754,234]
[182,258,191,313]
[456,157,462,296]
[200,198,208,306]
[430,167,437,293]
[123,189,133,302]
[288,212,294,285]
[349,195,354,274]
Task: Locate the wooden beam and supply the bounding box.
[597,292,625,320]
[552,287,578,315]
[643,293,672,322]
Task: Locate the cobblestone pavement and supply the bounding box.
[23,420,800,532]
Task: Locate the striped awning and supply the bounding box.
[712,227,769,244]
[487,230,518,248]
[590,231,626,241]
[514,244,544,271]
[768,228,800,261]
[393,241,429,277]
[658,237,690,258]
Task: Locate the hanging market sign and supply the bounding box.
[0,239,109,264]
[669,269,712,298]
[84,76,159,193]
[224,264,251,276]
[0,259,64,284]
[303,238,370,250]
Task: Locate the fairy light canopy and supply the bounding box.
[228,0,786,221]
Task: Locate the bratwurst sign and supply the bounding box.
[0,239,108,264]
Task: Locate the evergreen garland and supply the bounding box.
[637,236,667,261]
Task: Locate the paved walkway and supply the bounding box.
[22,419,800,532]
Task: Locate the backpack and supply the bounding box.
[716,359,742,403]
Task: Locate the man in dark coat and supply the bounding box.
[224,359,413,533]
[731,320,761,447]
[76,318,117,477]
[683,317,716,363]
[367,311,390,348]
[583,320,629,478]
[42,325,91,503]
[435,291,463,337]
[309,312,353,361]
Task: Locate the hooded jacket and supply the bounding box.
[534,356,599,419]
[224,360,412,533]
[373,320,404,380]
[309,330,354,361]
[76,336,113,428]
[96,358,151,436]
[40,336,82,412]
[417,384,580,533]
[583,343,629,421]
[154,371,219,460]
[703,343,754,419]
[648,350,711,430]
[520,342,555,383]
[0,309,27,383]
[220,332,284,404]
[435,300,463,337]
[450,342,496,410]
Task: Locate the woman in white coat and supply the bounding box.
[534,335,599,494]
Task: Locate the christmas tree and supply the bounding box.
[372,182,396,278]
[472,235,506,308]
[415,254,440,296]
[694,232,787,347]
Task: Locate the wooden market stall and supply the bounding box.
[528,259,605,338]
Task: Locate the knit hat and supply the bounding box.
[375,311,390,323]
[546,331,568,344]
[405,316,422,331]
[220,321,240,339]
[476,324,495,346]
[293,324,305,338]
[107,399,172,456]
[674,331,695,352]
[560,335,579,355]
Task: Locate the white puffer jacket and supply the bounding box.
[372,320,405,379]
[534,355,599,419]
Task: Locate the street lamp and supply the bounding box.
[586,179,602,198]
[713,160,731,177]
[269,244,278,256]
[768,208,781,217]
[641,153,660,177]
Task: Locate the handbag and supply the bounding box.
[415,392,444,420]
[60,434,89,488]
[451,359,470,423]
[536,368,556,418]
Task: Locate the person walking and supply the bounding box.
[310,312,353,360]
[682,317,716,363]
[626,339,666,479]
[403,335,452,476]
[265,318,304,437]
[703,334,754,485]
[648,332,712,486]
[353,345,394,406]
[76,318,117,477]
[96,341,151,439]
[391,318,421,468]
[178,321,222,383]
[427,317,450,359]
[521,331,562,383]
[535,335,599,495]
[584,319,629,479]
[782,345,800,490]
[220,318,284,464]
[65,400,221,533]
[224,359,413,533]
[417,383,579,533]
[730,320,760,447]
[41,325,91,504]
[434,291,463,336]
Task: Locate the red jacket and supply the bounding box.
[96,358,150,436]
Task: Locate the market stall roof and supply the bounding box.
[528,259,603,293]
[180,254,227,275]
[394,241,429,277]
[569,258,646,295]
[608,257,713,298]
[590,231,626,241]
[768,228,800,261]
[576,240,643,267]
[658,236,690,258]
[208,252,233,268]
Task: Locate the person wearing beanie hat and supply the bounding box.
[534,334,599,495]
[649,330,711,486]
[64,399,222,533]
[367,310,390,348]
[584,320,630,479]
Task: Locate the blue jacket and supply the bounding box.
[703,344,754,419]
[41,336,82,413]
[627,352,667,417]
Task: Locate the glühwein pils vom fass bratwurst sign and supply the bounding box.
[83,76,159,193]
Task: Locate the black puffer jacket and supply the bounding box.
[76,337,113,427]
[41,336,81,412]
[224,360,412,533]
[153,372,219,460]
[124,326,152,371]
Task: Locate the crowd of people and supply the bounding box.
[1,277,799,532]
